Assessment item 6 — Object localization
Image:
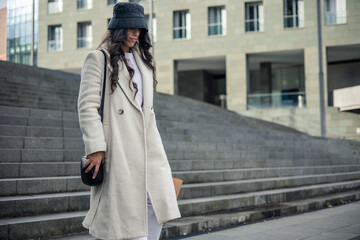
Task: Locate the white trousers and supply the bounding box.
[128,194,162,240]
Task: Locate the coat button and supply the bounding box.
[118,109,124,115]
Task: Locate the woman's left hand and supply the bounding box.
[84,151,105,179]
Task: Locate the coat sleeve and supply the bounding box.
[78,50,107,156]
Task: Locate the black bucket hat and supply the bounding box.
[107,2,148,32]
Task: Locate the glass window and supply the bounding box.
[77,0,92,10]
[48,25,63,52]
[173,10,190,39]
[48,0,63,14]
[77,22,92,49]
[245,2,264,32]
[325,0,346,25]
[108,0,119,5]
[208,6,226,36]
[283,0,304,28]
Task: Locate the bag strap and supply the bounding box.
[99,49,107,123]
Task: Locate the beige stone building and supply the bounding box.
[37,0,360,140]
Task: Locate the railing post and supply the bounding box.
[317,0,327,137]
[220,94,227,109]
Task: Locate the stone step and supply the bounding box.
[173,164,360,183]
[166,149,357,162]
[0,173,360,217]
[49,191,360,240]
[0,176,89,196]
[0,116,79,128]
[0,99,78,112]
[0,136,84,149]
[0,113,295,140]
[0,210,86,240]
[1,170,358,200]
[1,159,359,180]
[1,146,357,168]
[0,162,79,178]
[0,191,89,218]
[168,158,360,171]
[0,106,78,120]
[1,182,359,240]
[178,171,360,200]
[0,135,336,161]
[0,106,306,141]
[0,125,81,138]
[0,124,303,150]
[0,149,83,162]
[0,125,330,157]
[0,124,312,152]
[178,180,360,216]
[0,85,78,99]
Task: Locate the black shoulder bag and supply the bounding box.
[81,49,107,186]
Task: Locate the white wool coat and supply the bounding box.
[78,42,181,239]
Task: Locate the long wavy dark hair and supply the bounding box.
[97,29,157,95]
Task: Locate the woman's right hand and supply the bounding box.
[84,151,105,179]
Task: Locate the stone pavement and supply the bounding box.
[174,201,360,240]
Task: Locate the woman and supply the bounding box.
[77,2,181,240]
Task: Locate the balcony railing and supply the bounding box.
[77,37,92,49]
[325,11,347,25]
[77,0,92,9]
[245,19,264,32]
[48,40,62,52]
[247,91,305,109]
[284,15,304,28]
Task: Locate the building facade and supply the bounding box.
[33,0,360,139]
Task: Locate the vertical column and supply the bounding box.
[304,47,321,135]
[226,53,247,111]
[155,59,174,95]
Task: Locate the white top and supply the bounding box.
[124,51,143,108]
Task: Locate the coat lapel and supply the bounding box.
[100,42,142,112]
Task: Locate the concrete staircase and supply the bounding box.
[0,61,360,239]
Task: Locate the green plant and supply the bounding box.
[325,202,332,208]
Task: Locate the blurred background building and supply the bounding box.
[0,0,6,61]
[1,0,360,140]
[5,0,38,65]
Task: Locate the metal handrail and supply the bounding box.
[247,91,305,97]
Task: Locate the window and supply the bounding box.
[325,0,346,25]
[108,0,119,5]
[245,2,264,32]
[77,22,92,49]
[77,0,92,10]
[283,0,304,28]
[173,10,190,39]
[208,6,226,36]
[48,25,62,52]
[48,0,63,14]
